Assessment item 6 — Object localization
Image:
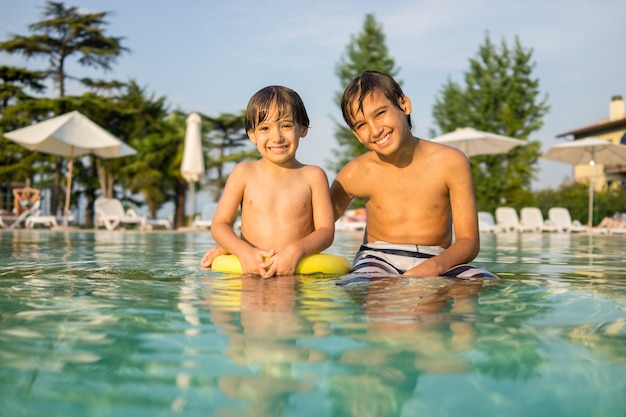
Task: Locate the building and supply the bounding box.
[556,95,626,190]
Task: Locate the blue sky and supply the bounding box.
[2,0,625,190]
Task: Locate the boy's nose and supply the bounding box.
[369,122,384,138]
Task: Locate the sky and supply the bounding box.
[2,0,626,191]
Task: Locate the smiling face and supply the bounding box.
[348,89,412,155]
[247,103,308,166]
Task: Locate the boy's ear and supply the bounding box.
[400,96,412,115]
[300,125,309,138]
[247,129,257,144]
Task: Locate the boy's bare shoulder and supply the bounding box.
[423,138,467,156]
[300,163,328,176]
[336,151,376,176]
[232,159,257,170]
[420,139,470,165]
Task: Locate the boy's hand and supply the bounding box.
[239,248,276,276]
[402,258,443,277]
[200,246,227,268]
[260,245,302,278]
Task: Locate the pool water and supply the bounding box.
[1,230,625,417]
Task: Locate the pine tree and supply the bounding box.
[432,33,550,212]
[329,13,400,173]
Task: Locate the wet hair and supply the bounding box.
[341,70,412,129]
[245,85,310,131]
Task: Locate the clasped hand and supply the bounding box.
[200,244,303,278]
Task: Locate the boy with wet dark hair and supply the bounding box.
[204,86,335,277]
[332,70,496,278]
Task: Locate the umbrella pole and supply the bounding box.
[588,180,593,228]
[64,146,74,227]
[189,182,195,226]
[588,159,596,229]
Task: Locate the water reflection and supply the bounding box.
[327,277,484,417]
[201,273,503,417]
[203,275,325,416]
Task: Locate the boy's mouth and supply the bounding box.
[374,133,391,147]
[268,144,289,153]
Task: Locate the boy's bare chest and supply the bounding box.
[243,175,312,212]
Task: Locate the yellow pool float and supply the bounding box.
[212,253,352,275]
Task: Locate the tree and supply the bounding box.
[0,66,49,194]
[204,112,257,202]
[0,1,129,215]
[0,65,46,110]
[432,33,550,212]
[330,13,401,173]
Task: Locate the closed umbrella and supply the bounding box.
[4,110,136,224]
[540,137,626,227]
[180,113,205,221]
[430,127,525,156]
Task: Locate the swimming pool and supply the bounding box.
[1,230,625,416]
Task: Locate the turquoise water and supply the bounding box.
[1,230,625,417]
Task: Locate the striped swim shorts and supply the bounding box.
[352,241,498,279]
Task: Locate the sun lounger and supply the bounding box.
[25,210,58,228]
[478,211,497,233]
[95,197,146,231]
[519,207,560,233]
[495,207,521,233]
[6,200,41,229]
[548,207,589,233]
[24,209,75,229]
[144,217,172,230]
[191,203,218,229]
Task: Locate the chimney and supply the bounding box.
[609,95,624,121]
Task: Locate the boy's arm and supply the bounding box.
[404,151,480,276]
[330,167,356,221]
[210,165,269,275]
[262,168,335,277]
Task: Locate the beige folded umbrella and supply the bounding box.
[180,112,205,223]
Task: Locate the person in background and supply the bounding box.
[596,211,626,230]
[13,180,40,216]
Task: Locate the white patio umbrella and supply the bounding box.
[180,113,205,221]
[3,110,136,223]
[540,137,626,227]
[430,127,526,156]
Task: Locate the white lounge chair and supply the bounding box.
[548,207,589,233]
[144,216,172,230]
[0,210,15,228]
[7,200,41,229]
[25,209,59,228]
[191,203,218,230]
[495,207,521,233]
[478,211,497,233]
[25,206,76,229]
[519,207,560,233]
[95,197,146,231]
